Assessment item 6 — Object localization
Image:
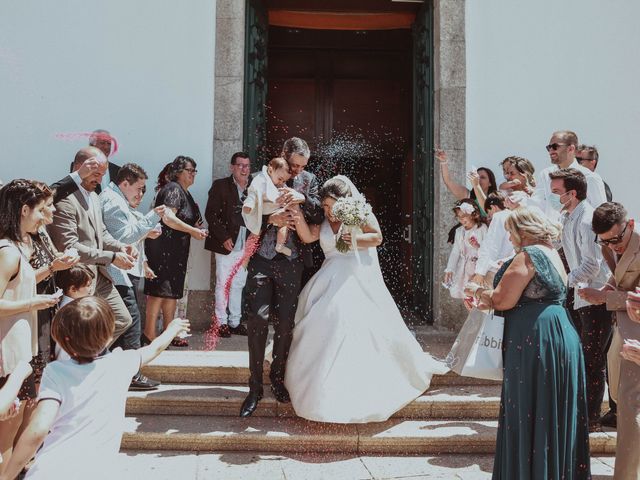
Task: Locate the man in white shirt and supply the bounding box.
[550,168,612,430]
[204,152,251,337]
[536,130,607,221]
[472,193,514,286]
[575,144,613,202]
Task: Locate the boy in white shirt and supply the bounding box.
[0,297,189,480]
[55,264,94,309]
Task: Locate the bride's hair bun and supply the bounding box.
[320,177,351,200]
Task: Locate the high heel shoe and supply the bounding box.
[140,334,152,346]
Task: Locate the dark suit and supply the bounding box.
[604,180,613,202]
[204,175,246,254]
[245,169,323,394]
[50,162,121,203]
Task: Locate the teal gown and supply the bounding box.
[492,246,591,479]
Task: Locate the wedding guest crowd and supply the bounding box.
[0,130,203,476]
[440,129,638,478]
[0,123,636,480]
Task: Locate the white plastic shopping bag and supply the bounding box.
[445,308,504,381]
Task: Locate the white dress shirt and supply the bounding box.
[536,160,607,221]
[475,209,514,276]
[232,177,247,253]
[560,201,611,309]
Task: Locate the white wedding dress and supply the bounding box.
[284,219,447,424]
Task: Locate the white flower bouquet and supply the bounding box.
[332,196,373,253]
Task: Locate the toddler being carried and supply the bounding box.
[242,157,305,256]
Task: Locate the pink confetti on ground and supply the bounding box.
[54,131,119,157]
[204,235,262,350]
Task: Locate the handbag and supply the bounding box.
[445,308,504,381]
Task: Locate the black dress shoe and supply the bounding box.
[129,373,160,391]
[271,383,291,403]
[218,324,231,338]
[229,324,248,336]
[240,391,263,417]
[599,409,617,428]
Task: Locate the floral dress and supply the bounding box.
[29,228,59,376]
[445,224,487,298]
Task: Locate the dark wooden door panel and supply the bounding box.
[266,28,415,313]
[267,79,318,155]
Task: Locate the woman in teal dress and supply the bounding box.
[466,207,591,479]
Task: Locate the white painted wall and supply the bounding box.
[466,0,640,220]
[0,0,217,290]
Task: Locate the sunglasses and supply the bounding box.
[576,157,595,163]
[596,222,629,246]
[545,143,569,152]
[184,168,198,174]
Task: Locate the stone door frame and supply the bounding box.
[209,0,467,329]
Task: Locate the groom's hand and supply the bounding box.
[269,210,296,228]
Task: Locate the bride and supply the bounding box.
[284,176,446,423]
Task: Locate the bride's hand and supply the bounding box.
[288,205,304,228]
[341,231,352,245]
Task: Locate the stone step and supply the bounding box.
[121,415,617,455]
[141,351,499,387]
[115,450,617,479]
[126,384,503,419]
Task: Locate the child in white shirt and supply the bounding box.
[54,265,95,360]
[0,296,189,480]
[444,200,487,299]
[242,157,305,256]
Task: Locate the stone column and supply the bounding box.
[188,0,246,330]
[433,0,468,329]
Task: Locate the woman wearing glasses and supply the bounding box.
[143,156,207,346]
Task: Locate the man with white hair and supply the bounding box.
[48,147,135,343]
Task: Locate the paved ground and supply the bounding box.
[118,452,615,479]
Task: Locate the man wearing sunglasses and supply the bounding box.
[536,130,607,220]
[579,202,640,477]
[575,145,613,202]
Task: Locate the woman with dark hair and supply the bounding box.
[28,183,78,379]
[154,162,173,193]
[143,157,207,346]
[0,180,60,470]
[434,149,498,214]
[284,176,445,423]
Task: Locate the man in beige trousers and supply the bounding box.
[579,202,640,479]
[48,147,136,343]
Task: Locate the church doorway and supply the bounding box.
[243,0,434,322]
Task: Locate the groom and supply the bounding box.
[240,137,324,417]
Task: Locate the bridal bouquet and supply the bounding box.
[332,196,373,253]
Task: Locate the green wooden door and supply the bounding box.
[412,2,435,322]
[243,0,269,170]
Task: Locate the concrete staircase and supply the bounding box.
[122,348,617,456]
